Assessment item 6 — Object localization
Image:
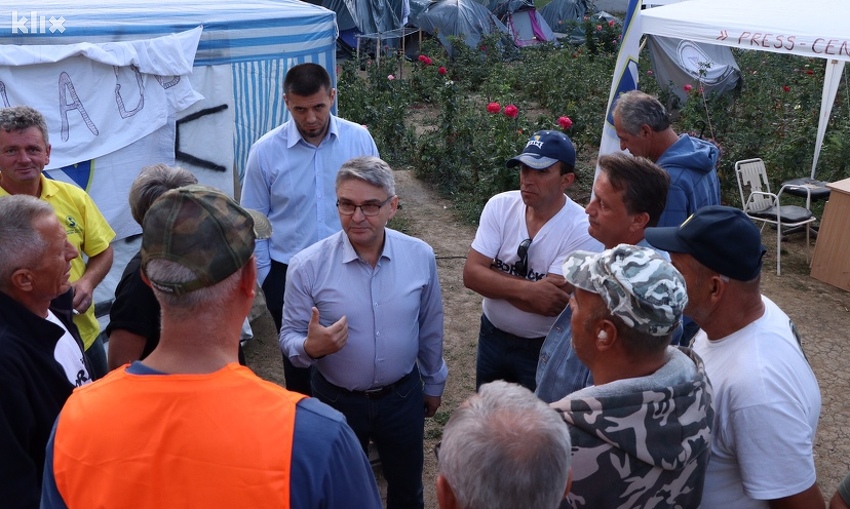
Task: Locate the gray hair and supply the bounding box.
[604,308,672,358]
[129,164,198,226]
[0,105,50,145]
[439,381,572,509]
[0,195,55,290]
[612,90,670,134]
[144,259,243,318]
[336,156,396,196]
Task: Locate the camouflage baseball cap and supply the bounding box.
[141,184,272,296]
[563,244,687,336]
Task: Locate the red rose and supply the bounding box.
[504,104,519,118]
[608,20,615,27]
[486,102,501,114]
[806,69,814,75]
[418,55,428,63]
[438,66,447,75]
[557,116,573,130]
[683,83,694,92]
[783,85,791,92]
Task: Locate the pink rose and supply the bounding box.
[683,83,693,92]
[388,74,395,80]
[557,116,573,130]
[504,104,519,118]
[438,66,447,75]
[486,102,501,114]
[596,25,602,31]
[608,20,615,27]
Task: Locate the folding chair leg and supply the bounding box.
[776,223,782,276]
[805,225,811,265]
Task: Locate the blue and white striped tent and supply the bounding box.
[0,0,339,184]
[0,0,340,321]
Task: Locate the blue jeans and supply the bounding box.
[535,308,593,403]
[680,317,700,347]
[85,333,108,380]
[312,367,425,509]
[476,314,545,391]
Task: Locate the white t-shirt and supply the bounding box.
[694,296,821,508]
[46,310,91,388]
[470,190,602,337]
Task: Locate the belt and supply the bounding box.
[323,370,415,400]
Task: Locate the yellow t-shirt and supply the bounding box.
[0,175,116,348]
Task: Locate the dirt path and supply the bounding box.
[244,167,850,506]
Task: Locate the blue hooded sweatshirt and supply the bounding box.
[655,134,721,227]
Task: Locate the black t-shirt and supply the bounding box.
[106,252,160,359]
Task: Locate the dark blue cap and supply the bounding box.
[506,130,576,171]
[644,206,767,281]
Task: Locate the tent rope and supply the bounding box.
[698,76,716,140]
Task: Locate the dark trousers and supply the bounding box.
[475,314,545,391]
[262,260,312,396]
[85,333,108,380]
[312,367,425,509]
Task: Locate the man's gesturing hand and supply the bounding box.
[303,307,348,359]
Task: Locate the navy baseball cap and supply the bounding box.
[506,130,576,171]
[644,205,767,281]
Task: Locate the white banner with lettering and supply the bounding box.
[0,27,203,168]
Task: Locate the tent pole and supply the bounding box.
[401,29,406,80]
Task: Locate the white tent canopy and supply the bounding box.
[639,0,849,178]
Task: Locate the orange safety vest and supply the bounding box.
[53,364,305,509]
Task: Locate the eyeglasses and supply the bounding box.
[433,441,442,461]
[336,195,394,216]
[515,238,532,277]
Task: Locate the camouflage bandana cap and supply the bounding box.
[563,244,688,336]
[141,184,272,296]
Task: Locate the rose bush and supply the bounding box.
[338,37,850,220]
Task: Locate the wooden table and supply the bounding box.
[811,177,850,291]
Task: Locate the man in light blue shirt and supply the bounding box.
[240,63,379,395]
[281,156,447,509]
[536,153,675,403]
